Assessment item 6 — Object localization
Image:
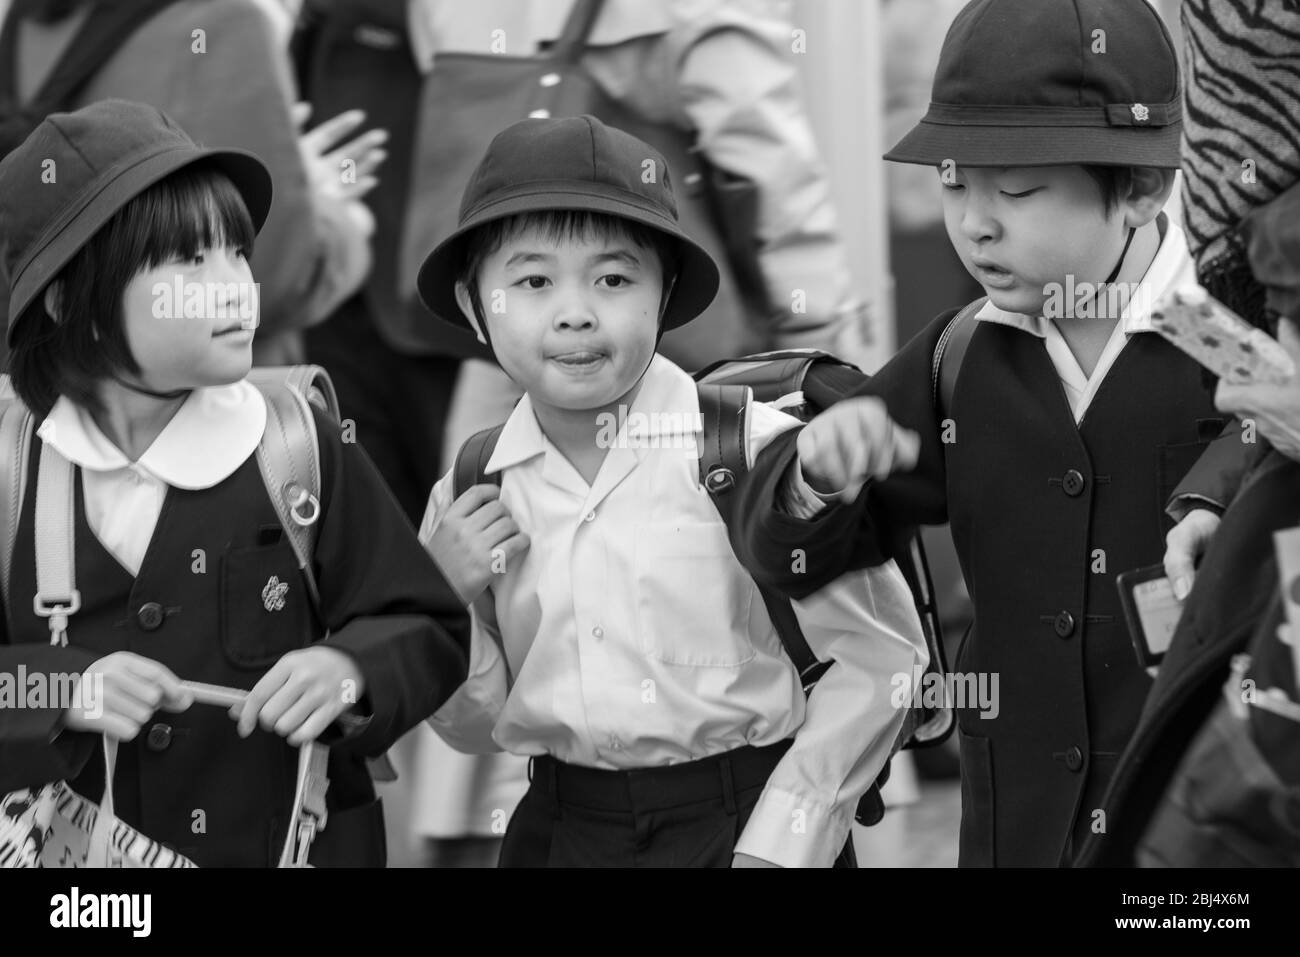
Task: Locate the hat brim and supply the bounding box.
[7,145,273,345]
[417,186,720,335]
[884,120,1183,169]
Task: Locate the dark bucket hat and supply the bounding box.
[417,114,719,333]
[886,0,1182,169]
[0,98,273,346]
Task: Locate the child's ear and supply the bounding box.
[43,282,61,324]
[454,280,488,345]
[1122,167,1176,229]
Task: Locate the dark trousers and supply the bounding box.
[306,295,460,526]
[499,741,858,868]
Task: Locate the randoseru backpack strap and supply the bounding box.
[246,366,339,612]
[0,381,34,615]
[452,423,507,499]
[931,296,987,419]
[695,383,830,691]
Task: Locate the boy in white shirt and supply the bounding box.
[415,114,927,867]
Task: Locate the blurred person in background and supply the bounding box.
[0,0,385,367]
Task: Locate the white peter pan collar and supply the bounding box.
[37,380,267,490]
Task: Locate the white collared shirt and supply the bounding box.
[973,218,1196,424]
[37,382,268,576]
[423,355,928,867]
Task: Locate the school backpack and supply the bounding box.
[452,350,957,827]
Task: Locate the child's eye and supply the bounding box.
[187,252,205,266]
[941,182,965,192]
[599,274,633,289]
[1001,188,1041,199]
[515,275,550,290]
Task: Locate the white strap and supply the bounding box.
[278,742,331,868]
[86,738,119,867]
[33,441,80,646]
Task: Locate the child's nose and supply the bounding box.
[959,194,1000,244]
[553,289,598,331]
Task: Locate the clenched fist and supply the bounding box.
[797,396,922,504]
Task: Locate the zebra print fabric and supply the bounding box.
[1181,0,1300,328]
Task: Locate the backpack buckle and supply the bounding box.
[704,466,735,494]
[34,592,81,647]
[283,481,320,527]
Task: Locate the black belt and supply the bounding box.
[529,739,794,815]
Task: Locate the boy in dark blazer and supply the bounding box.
[727,0,1232,866]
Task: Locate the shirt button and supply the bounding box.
[137,602,165,631]
[591,626,604,640]
[584,510,596,523]
[1062,469,1086,497]
[609,736,622,751]
[1053,611,1075,638]
[1064,746,1084,773]
[145,723,172,752]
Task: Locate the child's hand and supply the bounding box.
[796,397,921,504]
[1163,508,1222,600]
[61,652,193,741]
[428,485,531,604]
[233,646,365,747]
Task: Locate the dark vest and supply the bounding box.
[7,439,381,867]
[945,323,1223,866]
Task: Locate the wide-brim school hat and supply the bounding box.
[885,0,1182,169]
[417,114,720,333]
[0,98,273,346]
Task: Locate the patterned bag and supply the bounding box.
[0,687,331,868]
[0,739,196,868]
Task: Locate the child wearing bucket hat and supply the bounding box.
[417,114,928,868]
[723,0,1237,867]
[0,99,470,866]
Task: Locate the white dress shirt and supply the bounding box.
[36,383,267,576]
[423,355,928,867]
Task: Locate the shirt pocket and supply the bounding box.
[632,522,755,667]
[220,541,315,669]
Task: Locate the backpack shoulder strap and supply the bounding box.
[0,380,34,614]
[251,376,327,612]
[931,296,987,419]
[695,383,829,691]
[452,424,507,499]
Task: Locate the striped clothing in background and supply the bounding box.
[1180,0,1300,325]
